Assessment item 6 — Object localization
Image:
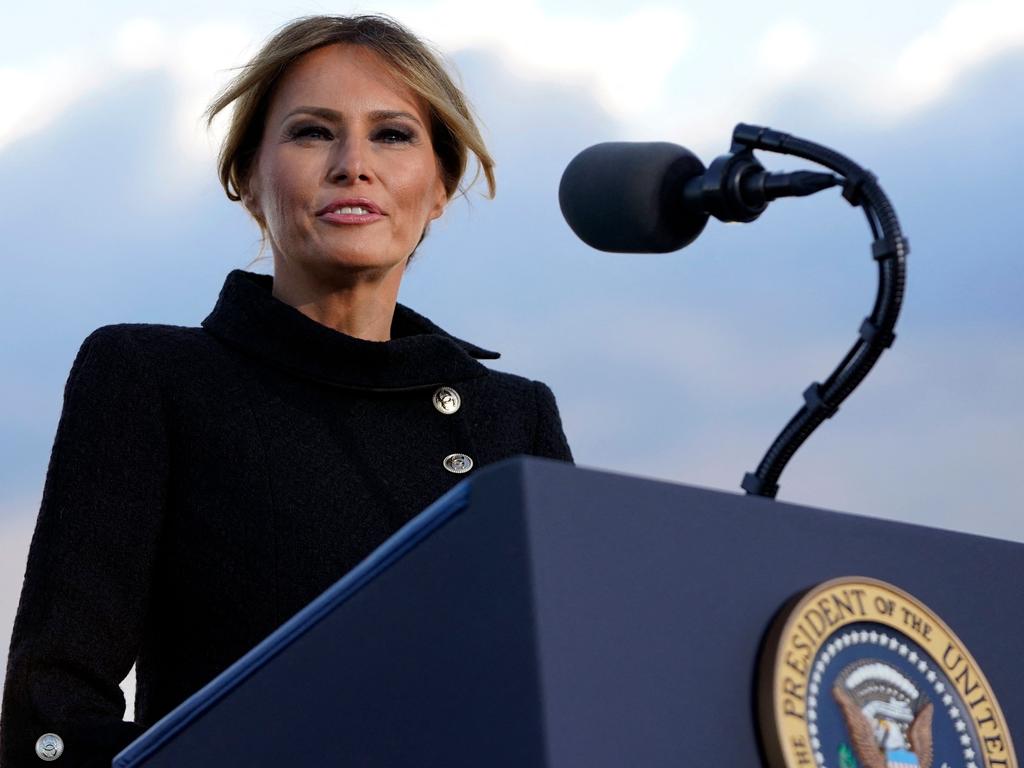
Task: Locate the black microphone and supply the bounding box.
[558,123,909,499]
[558,140,839,253]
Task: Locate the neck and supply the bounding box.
[270,260,404,342]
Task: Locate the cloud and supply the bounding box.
[1,5,692,161]
[391,1,693,117]
[113,18,168,71]
[4,0,1022,180]
[669,0,1024,152]
[0,54,107,153]
[755,21,819,82]
[0,16,254,191]
[886,0,1024,114]
[755,0,1024,127]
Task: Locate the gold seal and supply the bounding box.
[758,576,1016,768]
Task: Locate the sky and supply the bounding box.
[2,0,1022,710]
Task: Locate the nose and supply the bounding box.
[328,137,371,184]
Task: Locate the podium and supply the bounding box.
[114,457,1023,767]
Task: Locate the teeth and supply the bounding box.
[332,206,369,215]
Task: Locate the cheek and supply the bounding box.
[393,162,445,222]
[261,160,314,229]
[254,145,311,205]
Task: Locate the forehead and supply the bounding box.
[269,43,428,121]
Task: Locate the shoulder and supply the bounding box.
[65,324,226,405]
[469,368,573,461]
[81,322,210,354]
[75,322,219,372]
[471,368,557,407]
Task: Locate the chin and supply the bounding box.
[321,251,408,274]
[316,235,409,271]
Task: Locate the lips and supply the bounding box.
[316,197,384,216]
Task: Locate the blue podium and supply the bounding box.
[113,457,1024,767]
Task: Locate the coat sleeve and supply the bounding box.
[0,326,168,767]
[530,380,574,463]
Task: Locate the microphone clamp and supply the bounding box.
[683,149,840,224]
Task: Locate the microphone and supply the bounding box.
[558,140,839,253]
[557,123,910,499]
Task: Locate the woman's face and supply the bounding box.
[244,44,447,282]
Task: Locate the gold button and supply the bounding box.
[35,733,64,761]
[443,453,473,474]
[432,386,461,415]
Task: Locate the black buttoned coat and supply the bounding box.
[0,270,573,767]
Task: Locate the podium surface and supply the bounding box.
[115,457,1023,767]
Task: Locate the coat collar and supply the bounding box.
[201,270,499,390]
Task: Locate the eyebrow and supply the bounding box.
[282,106,424,127]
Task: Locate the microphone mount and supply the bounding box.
[723,124,909,499]
[682,148,840,225]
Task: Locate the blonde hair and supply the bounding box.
[204,14,496,235]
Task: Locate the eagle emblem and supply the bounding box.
[758,577,1016,768]
[833,660,934,768]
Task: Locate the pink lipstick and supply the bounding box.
[316,197,385,225]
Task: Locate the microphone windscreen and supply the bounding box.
[558,142,709,253]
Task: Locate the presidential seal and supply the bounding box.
[758,577,1016,768]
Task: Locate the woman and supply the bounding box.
[0,14,572,767]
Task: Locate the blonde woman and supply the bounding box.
[0,15,572,767]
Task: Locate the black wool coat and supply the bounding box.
[0,269,573,767]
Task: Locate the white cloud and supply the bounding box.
[0,54,107,153]
[755,0,1024,125]
[2,1,1022,187]
[1,6,691,188]
[392,0,693,116]
[0,17,254,190]
[160,21,259,195]
[664,0,1024,152]
[755,21,819,82]
[113,18,168,71]
[884,0,1024,113]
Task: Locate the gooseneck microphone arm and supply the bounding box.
[731,124,909,499]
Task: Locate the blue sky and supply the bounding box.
[2,1,1022,700]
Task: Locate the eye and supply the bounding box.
[289,124,333,141]
[375,126,414,144]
